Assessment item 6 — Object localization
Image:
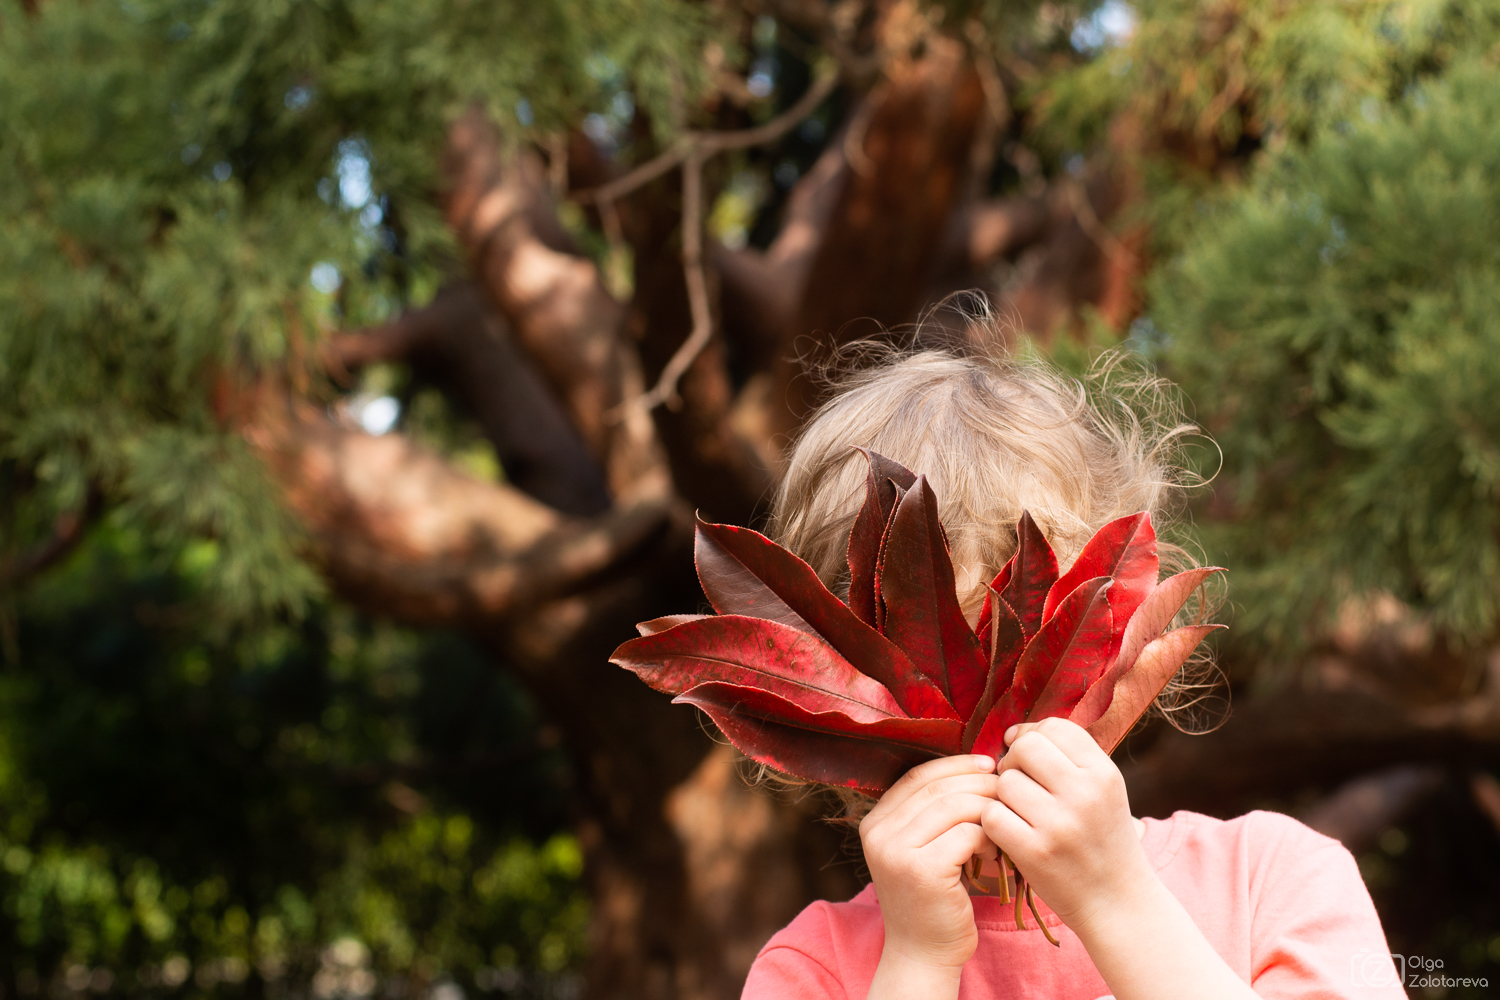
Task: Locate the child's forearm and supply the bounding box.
[1073,873,1260,1000]
[867,945,964,1000]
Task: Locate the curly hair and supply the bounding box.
[762,304,1225,810]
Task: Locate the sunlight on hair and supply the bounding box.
[767,295,1225,779]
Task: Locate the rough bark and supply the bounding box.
[774,36,988,431]
[327,284,612,516]
[443,107,667,501]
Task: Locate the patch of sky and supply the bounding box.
[336,139,373,210]
[181,143,201,165]
[515,98,535,127]
[800,117,825,143]
[1124,315,1170,358]
[748,57,777,99]
[285,86,313,112]
[582,113,616,152]
[212,161,232,182]
[1064,152,1086,176]
[1071,1,1136,53]
[1320,216,1348,265]
[610,90,636,126]
[310,262,341,295]
[349,395,401,436]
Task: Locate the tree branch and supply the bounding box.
[1120,676,1500,823]
[245,386,670,624]
[1300,764,1445,852]
[444,108,666,500]
[714,132,851,369]
[612,154,712,418]
[331,284,612,517]
[574,71,839,208]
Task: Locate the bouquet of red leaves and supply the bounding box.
[611,449,1222,937]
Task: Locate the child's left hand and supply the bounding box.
[979,717,1154,937]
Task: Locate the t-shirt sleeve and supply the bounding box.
[1246,812,1408,999]
[742,945,848,1000]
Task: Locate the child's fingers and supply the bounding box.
[866,754,996,822]
[923,822,997,871]
[997,729,1078,794]
[994,765,1054,825]
[978,798,1038,857]
[891,791,1006,850]
[1005,717,1108,768]
[876,772,1001,832]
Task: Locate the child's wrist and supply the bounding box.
[1067,864,1174,949]
[871,943,966,999]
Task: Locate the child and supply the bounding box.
[743,344,1406,1000]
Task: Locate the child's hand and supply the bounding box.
[859,754,1000,973]
[980,717,1153,936]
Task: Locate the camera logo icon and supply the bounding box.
[1350,950,1403,988]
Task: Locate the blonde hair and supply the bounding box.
[767,308,1223,745]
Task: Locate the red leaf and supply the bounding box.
[674,681,964,795]
[1025,601,1120,724]
[1086,625,1224,752]
[847,448,917,627]
[636,614,711,637]
[1069,568,1223,728]
[962,592,1024,752]
[1042,512,1157,631]
[697,520,814,633]
[872,480,909,635]
[969,577,1113,756]
[876,477,988,715]
[612,615,905,722]
[976,511,1059,646]
[695,518,957,720]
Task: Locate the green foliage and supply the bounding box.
[0,0,729,619]
[1153,57,1500,650]
[0,526,584,994]
[1039,0,1500,247]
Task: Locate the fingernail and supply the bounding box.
[973,755,995,770]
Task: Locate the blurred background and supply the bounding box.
[4,0,1500,997]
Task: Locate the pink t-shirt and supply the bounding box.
[744,810,1408,1000]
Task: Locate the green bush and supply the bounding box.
[1154,57,1500,651]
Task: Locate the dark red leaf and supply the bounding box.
[611,615,906,722]
[636,614,711,637]
[697,520,815,633]
[674,681,964,795]
[1086,625,1224,753]
[1025,603,1120,724]
[976,511,1058,645]
[876,477,988,715]
[847,448,917,627]
[969,577,1113,756]
[872,480,909,635]
[1042,512,1157,631]
[962,592,1025,752]
[1069,567,1223,728]
[695,518,957,720]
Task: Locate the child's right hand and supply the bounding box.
[858,754,1000,977]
